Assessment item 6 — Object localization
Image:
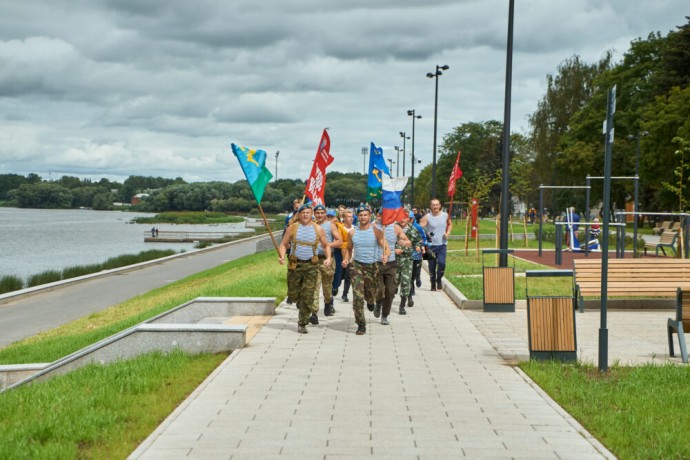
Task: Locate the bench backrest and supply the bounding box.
[677,288,690,330]
[574,259,690,297]
[659,230,679,244]
[657,221,672,230]
[671,221,681,232]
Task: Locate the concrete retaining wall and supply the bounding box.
[1,296,275,392]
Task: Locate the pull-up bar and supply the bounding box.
[586,176,638,180]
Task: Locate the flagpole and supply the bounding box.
[257,204,280,253]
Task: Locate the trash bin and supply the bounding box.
[482,249,515,312]
[525,270,577,362]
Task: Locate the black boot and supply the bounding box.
[324,301,333,317]
[430,280,436,291]
[399,296,407,315]
[407,295,414,307]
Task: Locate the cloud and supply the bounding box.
[0,0,686,184]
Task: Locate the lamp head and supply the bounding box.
[407,110,413,116]
[439,64,449,71]
[426,72,435,78]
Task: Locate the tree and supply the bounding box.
[528,53,612,187]
[661,137,690,212]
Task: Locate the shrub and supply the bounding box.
[0,275,24,294]
[27,270,62,287]
[62,264,103,279]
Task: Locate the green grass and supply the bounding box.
[0,350,227,460]
[0,250,286,364]
[0,248,286,457]
[133,211,244,224]
[444,250,573,300]
[0,275,24,294]
[26,270,62,287]
[449,218,540,236]
[520,361,690,459]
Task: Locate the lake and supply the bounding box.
[0,208,252,281]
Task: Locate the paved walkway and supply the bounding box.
[130,285,615,459]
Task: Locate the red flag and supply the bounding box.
[304,129,334,205]
[447,150,463,197]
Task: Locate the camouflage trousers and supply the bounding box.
[396,255,413,297]
[350,261,379,326]
[312,256,335,310]
[287,260,319,326]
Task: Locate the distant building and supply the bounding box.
[131,193,149,205]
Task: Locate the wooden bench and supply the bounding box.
[574,259,690,310]
[652,220,671,236]
[668,288,690,363]
[644,230,678,256]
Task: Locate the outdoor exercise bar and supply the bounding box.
[553,221,625,266]
[538,185,591,256]
[586,175,640,257]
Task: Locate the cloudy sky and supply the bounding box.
[0,1,686,184]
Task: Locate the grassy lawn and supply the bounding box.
[520,361,690,460]
[447,248,690,458]
[0,350,226,460]
[0,250,286,364]
[444,249,571,300]
[0,250,286,457]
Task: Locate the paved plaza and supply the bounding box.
[127,280,650,459]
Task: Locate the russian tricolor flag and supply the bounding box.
[381,176,408,225]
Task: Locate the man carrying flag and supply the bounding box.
[278,203,332,334]
[374,177,411,324]
[304,129,334,205]
[367,142,391,202]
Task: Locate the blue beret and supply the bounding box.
[356,204,371,215]
[297,203,312,213]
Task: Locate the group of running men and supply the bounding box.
[278,198,452,335]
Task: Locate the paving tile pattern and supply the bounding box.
[130,288,614,459]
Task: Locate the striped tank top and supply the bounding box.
[383,224,397,263]
[317,221,333,255]
[293,224,318,261]
[352,226,378,264]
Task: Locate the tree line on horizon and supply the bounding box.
[2,17,688,217]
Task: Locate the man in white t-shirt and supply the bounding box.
[419,198,452,291]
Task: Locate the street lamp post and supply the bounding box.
[361,147,368,175]
[627,130,649,256]
[399,132,409,176]
[427,64,449,199]
[407,109,422,207]
[394,146,400,176]
[387,158,395,174]
[274,150,279,181]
